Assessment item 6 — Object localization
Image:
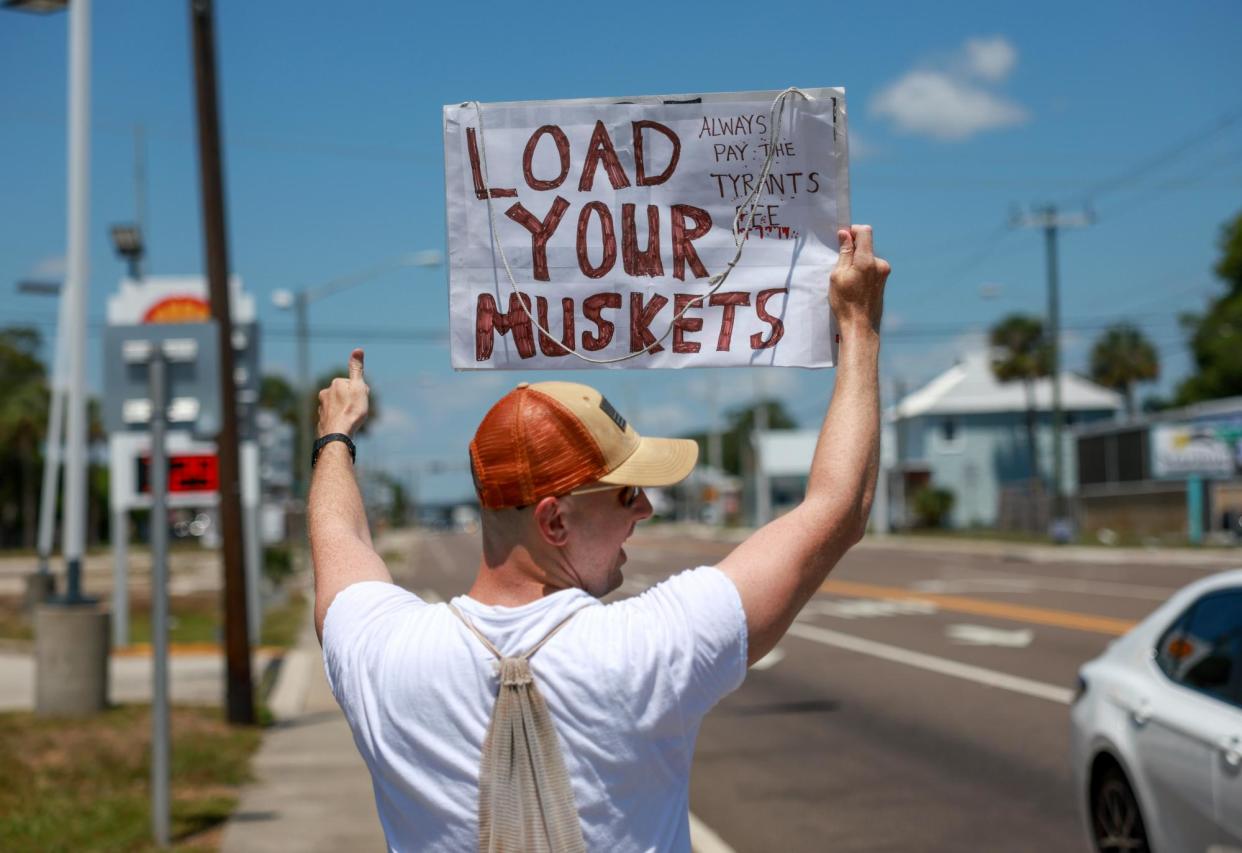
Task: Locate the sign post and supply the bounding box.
[147,345,171,848]
[105,325,219,848]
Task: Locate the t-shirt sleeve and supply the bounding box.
[321,581,425,708]
[613,565,748,724]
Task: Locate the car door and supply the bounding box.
[1139,606,1219,853]
[1145,588,1242,852]
[1199,591,1242,848]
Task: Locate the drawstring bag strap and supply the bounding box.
[449,604,587,853]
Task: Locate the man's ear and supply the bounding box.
[532,496,570,547]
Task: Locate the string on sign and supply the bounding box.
[465,86,812,364]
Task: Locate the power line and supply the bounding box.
[1066,102,1242,206]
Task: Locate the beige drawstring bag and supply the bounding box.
[449,604,587,853]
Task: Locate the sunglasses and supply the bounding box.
[567,483,643,508]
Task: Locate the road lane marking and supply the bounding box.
[689,810,737,853]
[786,623,1074,705]
[821,579,1137,636]
[913,575,1176,601]
[945,624,1033,648]
[800,597,938,620]
[750,648,785,671]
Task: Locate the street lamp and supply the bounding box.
[3,0,68,12]
[4,0,91,604]
[109,223,145,279]
[271,250,443,555]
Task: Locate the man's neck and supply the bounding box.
[467,554,574,607]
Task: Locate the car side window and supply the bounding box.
[1155,588,1242,708]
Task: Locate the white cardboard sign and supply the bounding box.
[443,87,849,370]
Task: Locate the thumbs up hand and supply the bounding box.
[317,348,370,437]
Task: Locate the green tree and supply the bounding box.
[1089,323,1159,418]
[0,327,49,548]
[683,399,797,476]
[260,371,380,481]
[1176,210,1242,405]
[989,313,1050,490]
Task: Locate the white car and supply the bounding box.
[1071,569,1242,852]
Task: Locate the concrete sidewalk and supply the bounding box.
[220,620,385,852]
[0,646,279,712]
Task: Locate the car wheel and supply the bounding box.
[1091,765,1151,853]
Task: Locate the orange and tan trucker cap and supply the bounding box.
[469,381,699,510]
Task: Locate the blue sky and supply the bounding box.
[2,0,1241,501]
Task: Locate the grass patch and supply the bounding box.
[128,592,221,646]
[0,704,262,851]
[0,595,33,642]
[258,591,307,649]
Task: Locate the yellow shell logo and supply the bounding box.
[142,296,211,324]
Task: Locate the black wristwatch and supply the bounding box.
[312,433,356,467]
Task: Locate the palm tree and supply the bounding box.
[1089,323,1159,418]
[0,327,49,548]
[989,314,1051,494]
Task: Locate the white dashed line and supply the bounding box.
[786,623,1073,705]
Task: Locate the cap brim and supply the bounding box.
[597,436,699,487]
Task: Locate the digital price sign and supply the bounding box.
[136,454,219,494]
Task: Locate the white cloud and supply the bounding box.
[962,36,1017,82]
[870,36,1028,141]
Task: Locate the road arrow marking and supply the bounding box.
[945,624,1033,647]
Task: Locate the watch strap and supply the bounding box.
[313,432,356,467]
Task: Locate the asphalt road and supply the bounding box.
[391,528,1225,853]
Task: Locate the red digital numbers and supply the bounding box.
[137,454,219,494]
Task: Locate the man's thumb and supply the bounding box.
[349,348,365,381]
[835,229,855,267]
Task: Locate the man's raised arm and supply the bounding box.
[308,348,393,641]
[718,225,889,665]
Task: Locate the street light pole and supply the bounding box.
[272,251,443,560]
[296,289,311,533]
[61,0,91,602]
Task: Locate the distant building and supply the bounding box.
[1075,395,1242,543]
[882,352,1122,530]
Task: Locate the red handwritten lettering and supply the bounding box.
[670,204,712,281]
[578,120,631,192]
[621,203,663,277]
[750,288,786,349]
[467,127,517,200]
[633,120,681,186]
[575,201,617,279]
[476,292,535,361]
[672,293,703,354]
[709,291,750,351]
[582,292,621,351]
[536,296,576,356]
[522,125,571,191]
[504,197,570,282]
[629,292,668,353]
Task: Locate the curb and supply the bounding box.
[266,647,314,721]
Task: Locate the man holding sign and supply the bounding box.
[310,224,888,852]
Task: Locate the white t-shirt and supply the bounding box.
[322,565,748,853]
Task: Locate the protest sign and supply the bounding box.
[443,87,849,370]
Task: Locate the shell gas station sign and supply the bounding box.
[105,275,258,510]
[107,275,255,326]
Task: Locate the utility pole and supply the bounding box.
[190,0,254,724]
[133,123,147,278]
[1013,204,1092,536]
